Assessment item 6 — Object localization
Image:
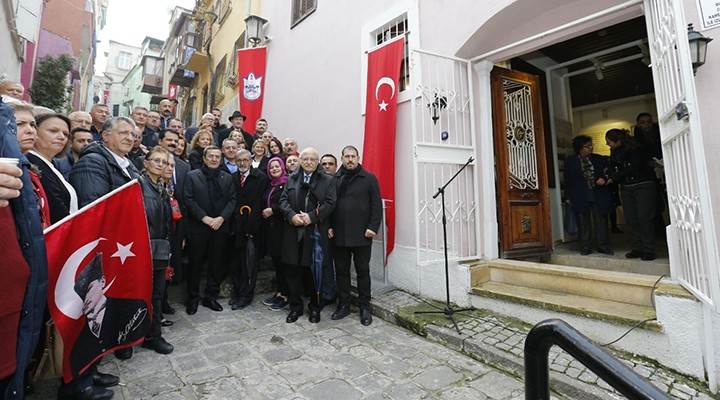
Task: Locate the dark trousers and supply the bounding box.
[271,256,289,295]
[230,239,259,303]
[333,245,372,309]
[285,265,320,313]
[169,218,186,281]
[322,244,336,301]
[576,202,609,251]
[147,262,167,339]
[621,181,657,253]
[187,230,227,303]
[58,364,95,397]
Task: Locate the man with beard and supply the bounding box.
[279,148,336,323]
[228,149,268,310]
[183,146,236,314]
[158,99,175,130]
[329,146,382,326]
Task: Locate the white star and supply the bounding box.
[111,242,135,265]
[378,100,388,111]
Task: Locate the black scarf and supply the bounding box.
[338,164,361,196]
[201,165,223,212]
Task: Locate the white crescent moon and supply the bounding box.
[375,77,396,100]
[55,238,105,319]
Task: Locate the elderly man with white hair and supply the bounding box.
[184,112,216,144]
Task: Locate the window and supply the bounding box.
[144,57,163,76]
[112,104,120,116]
[291,0,316,28]
[214,0,231,24]
[212,56,227,103]
[371,14,410,92]
[227,33,245,79]
[117,51,132,70]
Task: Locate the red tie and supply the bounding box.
[240,174,245,187]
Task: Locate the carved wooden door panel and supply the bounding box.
[491,66,552,259]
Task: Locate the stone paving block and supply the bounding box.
[411,365,464,391]
[185,366,230,384]
[353,372,395,395]
[147,388,198,400]
[566,367,582,379]
[469,370,524,399]
[292,336,339,358]
[408,351,444,370]
[349,344,384,359]
[171,352,210,372]
[193,375,252,400]
[299,379,362,400]
[673,382,698,396]
[323,353,373,378]
[273,358,335,386]
[578,370,599,384]
[437,386,488,400]
[117,351,175,381]
[426,324,464,352]
[381,381,430,400]
[445,353,492,377]
[125,371,184,398]
[261,346,303,364]
[670,388,693,400]
[329,333,364,350]
[202,331,244,346]
[203,342,248,365]
[365,354,420,380]
[313,327,347,341]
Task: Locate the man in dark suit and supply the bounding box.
[563,135,614,256]
[218,111,254,150]
[329,146,382,326]
[183,146,237,315]
[279,148,336,324]
[228,149,269,310]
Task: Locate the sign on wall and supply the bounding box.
[697,0,720,30]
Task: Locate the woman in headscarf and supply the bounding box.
[261,157,289,311]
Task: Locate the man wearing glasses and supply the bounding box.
[183,146,237,315]
[279,148,336,324]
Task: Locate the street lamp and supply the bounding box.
[687,23,713,75]
[245,15,268,47]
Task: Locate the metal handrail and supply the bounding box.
[524,319,670,400]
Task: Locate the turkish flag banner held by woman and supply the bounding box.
[362,36,405,262]
[237,46,267,134]
[44,181,152,382]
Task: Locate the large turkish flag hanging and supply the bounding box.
[237,46,267,134]
[362,36,405,262]
[45,181,152,382]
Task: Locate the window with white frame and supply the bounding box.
[291,0,316,28]
[212,55,227,103]
[370,13,410,92]
[117,51,132,70]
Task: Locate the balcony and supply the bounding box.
[141,56,164,94]
[168,32,201,87]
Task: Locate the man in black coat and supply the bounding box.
[218,111,254,150]
[183,146,237,315]
[329,146,382,326]
[228,149,269,310]
[279,147,336,324]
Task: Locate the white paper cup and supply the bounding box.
[0,157,20,166]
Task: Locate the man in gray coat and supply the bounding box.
[329,146,382,326]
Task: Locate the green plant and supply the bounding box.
[29,53,74,111]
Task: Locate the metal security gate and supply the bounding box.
[410,49,480,264]
[644,0,720,308]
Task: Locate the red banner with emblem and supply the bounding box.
[237,46,267,134]
[44,181,152,382]
[362,36,405,262]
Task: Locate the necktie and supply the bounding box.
[304,174,310,184]
[240,174,246,187]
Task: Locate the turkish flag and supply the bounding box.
[237,46,267,134]
[362,36,405,262]
[45,181,152,382]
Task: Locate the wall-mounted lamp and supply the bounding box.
[245,15,268,47]
[427,94,447,125]
[687,23,712,75]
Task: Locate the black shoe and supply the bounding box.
[309,309,321,323]
[360,308,373,326]
[161,319,174,327]
[286,310,302,323]
[162,304,175,315]
[597,247,614,255]
[114,347,133,360]
[186,299,199,315]
[580,248,592,255]
[262,294,279,306]
[331,304,351,320]
[142,337,174,354]
[92,372,119,388]
[641,252,656,261]
[231,299,251,311]
[58,385,114,400]
[626,250,643,259]
[202,298,223,312]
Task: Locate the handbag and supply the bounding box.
[169,197,182,221]
[564,204,579,237]
[150,239,171,261]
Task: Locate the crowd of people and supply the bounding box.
[0,80,382,400]
[564,112,665,261]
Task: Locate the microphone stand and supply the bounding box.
[415,157,474,334]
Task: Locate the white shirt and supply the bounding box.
[28,150,79,213]
[105,146,132,178]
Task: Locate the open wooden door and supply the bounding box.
[491,66,552,259]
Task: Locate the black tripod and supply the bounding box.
[415,157,474,335]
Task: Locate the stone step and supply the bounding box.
[468,259,679,330]
[550,251,670,276]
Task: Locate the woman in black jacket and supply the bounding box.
[261,157,289,311]
[188,128,214,170]
[137,146,174,355]
[605,128,658,261]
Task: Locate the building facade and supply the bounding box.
[99,40,141,116]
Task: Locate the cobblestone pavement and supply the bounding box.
[371,290,719,400]
[29,292,548,400]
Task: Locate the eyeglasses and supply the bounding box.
[147,158,169,166]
